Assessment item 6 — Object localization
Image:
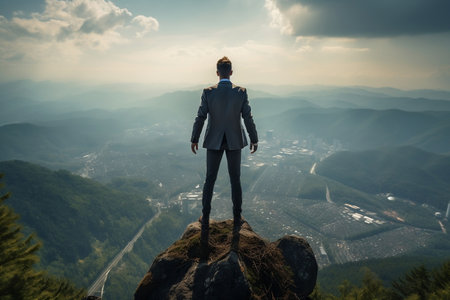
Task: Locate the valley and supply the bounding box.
[1,82,450,299]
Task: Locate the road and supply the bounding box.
[438,220,447,234]
[87,207,161,298]
[310,162,317,175]
[325,185,333,203]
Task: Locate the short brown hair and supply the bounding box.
[217,56,232,77]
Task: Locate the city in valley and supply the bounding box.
[76,124,448,269]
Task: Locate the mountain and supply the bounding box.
[268,108,450,153]
[4,81,450,127]
[134,219,318,300]
[0,120,122,165]
[0,160,155,286]
[3,82,450,162]
[290,88,450,111]
[316,146,450,209]
[0,175,86,299]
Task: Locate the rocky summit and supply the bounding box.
[134,219,318,300]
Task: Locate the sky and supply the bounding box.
[0,0,449,90]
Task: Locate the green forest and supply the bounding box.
[311,261,450,300]
[0,161,155,287]
[0,168,197,299]
[0,174,86,299]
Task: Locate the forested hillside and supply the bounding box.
[266,109,450,153]
[0,161,155,287]
[0,174,86,299]
[316,146,450,209]
[104,206,197,300]
[318,255,450,296]
[312,260,450,299]
[0,120,121,165]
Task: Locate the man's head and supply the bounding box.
[216,56,232,78]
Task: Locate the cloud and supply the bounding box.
[264,0,293,35]
[131,15,159,38]
[321,46,369,53]
[266,0,450,37]
[0,0,158,47]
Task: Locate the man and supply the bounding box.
[191,56,258,242]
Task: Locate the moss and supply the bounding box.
[167,234,200,259]
[245,267,264,295]
[239,241,296,299]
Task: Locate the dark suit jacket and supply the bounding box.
[191,81,258,150]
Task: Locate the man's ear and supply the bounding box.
[230,70,233,76]
[216,70,220,76]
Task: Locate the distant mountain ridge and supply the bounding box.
[2,81,450,125]
[2,106,449,176]
[0,120,121,166]
[268,108,450,153]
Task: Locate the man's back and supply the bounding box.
[201,81,249,150]
[191,80,257,151]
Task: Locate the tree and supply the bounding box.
[359,268,387,300]
[431,260,450,291]
[0,174,85,299]
[338,280,354,299]
[391,265,431,300]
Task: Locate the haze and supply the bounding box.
[2,1,450,298]
[0,0,449,90]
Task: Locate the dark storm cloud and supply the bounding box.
[271,0,450,37]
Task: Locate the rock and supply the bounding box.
[135,219,318,300]
[275,235,318,297]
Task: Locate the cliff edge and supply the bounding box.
[134,219,318,300]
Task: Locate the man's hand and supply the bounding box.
[250,143,258,154]
[191,143,199,154]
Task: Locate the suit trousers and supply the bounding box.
[202,148,242,222]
